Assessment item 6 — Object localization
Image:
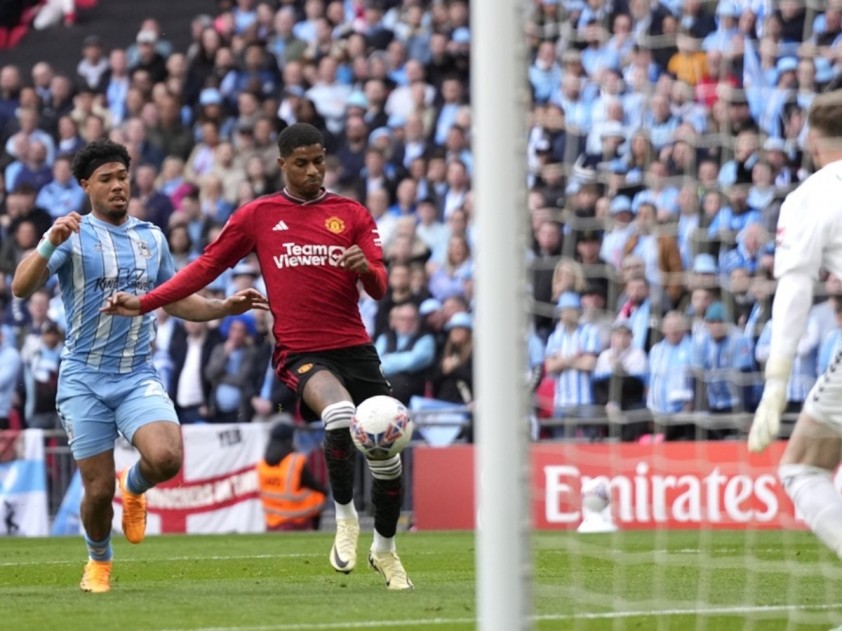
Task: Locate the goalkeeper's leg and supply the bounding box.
[779,412,842,557]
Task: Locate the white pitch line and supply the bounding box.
[156,603,842,631]
[0,553,320,567]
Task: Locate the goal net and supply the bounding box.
[468,0,842,628]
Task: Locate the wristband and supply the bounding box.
[36,237,57,260]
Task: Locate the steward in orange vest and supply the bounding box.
[257,423,327,531]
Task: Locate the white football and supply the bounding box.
[350,395,415,460]
[581,478,611,513]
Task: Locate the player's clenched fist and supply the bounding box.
[339,245,371,275]
[49,212,82,245]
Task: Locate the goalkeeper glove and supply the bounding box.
[748,357,792,453]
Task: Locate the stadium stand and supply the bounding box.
[0,0,839,474]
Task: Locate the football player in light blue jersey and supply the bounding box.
[11,140,268,593]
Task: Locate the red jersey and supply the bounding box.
[140,189,387,358]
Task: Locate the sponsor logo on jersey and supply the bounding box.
[325,217,345,234]
[273,220,289,231]
[272,242,346,269]
[95,268,153,293]
[297,363,313,374]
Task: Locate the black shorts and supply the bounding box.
[279,344,391,421]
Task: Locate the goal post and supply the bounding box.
[472,0,532,629]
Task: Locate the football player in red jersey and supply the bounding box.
[102,123,413,590]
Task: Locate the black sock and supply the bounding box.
[324,428,355,505]
[371,476,403,538]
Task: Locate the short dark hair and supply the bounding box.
[277,122,324,157]
[71,140,131,181]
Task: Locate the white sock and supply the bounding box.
[372,529,395,554]
[367,454,402,480]
[779,463,842,558]
[335,500,358,521]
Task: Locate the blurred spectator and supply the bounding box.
[205,314,260,423]
[647,311,694,432]
[76,35,108,92]
[170,320,221,424]
[431,311,474,406]
[6,138,52,193]
[374,262,421,342]
[23,320,62,429]
[375,302,436,405]
[131,162,173,230]
[35,154,84,219]
[0,218,37,277]
[5,106,56,166]
[692,302,756,419]
[0,327,21,429]
[543,292,601,438]
[617,274,653,351]
[130,29,168,85]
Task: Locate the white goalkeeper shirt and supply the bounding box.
[770,158,842,364]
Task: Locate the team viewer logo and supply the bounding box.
[325,217,345,234]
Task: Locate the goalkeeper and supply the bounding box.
[749,90,842,558]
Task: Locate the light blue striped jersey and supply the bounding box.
[647,335,693,415]
[545,323,602,408]
[47,215,175,373]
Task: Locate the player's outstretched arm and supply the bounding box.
[162,288,269,321]
[102,289,269,321]
[12,212,81,299]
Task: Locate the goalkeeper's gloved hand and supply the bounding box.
[748,357,792,453]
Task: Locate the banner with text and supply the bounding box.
[114,423,271,535]
[0,429,48,537]
[413,442,810,530]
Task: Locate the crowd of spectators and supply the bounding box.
[0,0,840,444]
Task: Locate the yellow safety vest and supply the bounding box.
[257,453,326,528]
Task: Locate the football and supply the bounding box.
[350,395,415,460]
[581,478,611,513]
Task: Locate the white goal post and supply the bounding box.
[472,0,532,630]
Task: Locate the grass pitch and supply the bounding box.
[2,530,842,630]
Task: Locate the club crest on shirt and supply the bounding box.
[135,240,152,259]
[325,217,345,234]
[297,363,314,374]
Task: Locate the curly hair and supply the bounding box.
[276,122,324,157]
[71,140,131,182]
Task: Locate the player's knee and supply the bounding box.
[85,476,116,507]
[322,400,355,431]
[146,444,183,481]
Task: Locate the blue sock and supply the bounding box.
[126,462,153,495]
[85,533,113,561]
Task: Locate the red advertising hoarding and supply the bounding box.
[413,441,811,530]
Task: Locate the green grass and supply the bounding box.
[2,530,842,630]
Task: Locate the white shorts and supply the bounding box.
[804,353,842,432]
